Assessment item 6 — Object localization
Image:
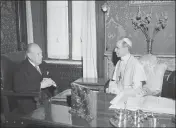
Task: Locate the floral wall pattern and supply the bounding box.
[103,1,175,79]
[1,1,18,54]
[105,1,175,55]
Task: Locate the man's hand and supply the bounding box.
[106,81,120,94]
[40,78,56,89]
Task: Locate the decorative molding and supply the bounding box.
[104,52,175,79]
[129,1,174,6]
[44,59,82,65]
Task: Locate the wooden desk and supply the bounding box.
[71,77,107,91]
[22,92,175,127]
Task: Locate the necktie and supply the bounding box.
[35,66,42,75]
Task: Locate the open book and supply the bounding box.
[51,89,71,102]
[109,92,175,115]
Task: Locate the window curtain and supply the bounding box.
[47,1,69,59]
[26,1,34,44]
[81,1,98,78]
[72,1,83,60]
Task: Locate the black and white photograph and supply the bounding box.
[1,1,175,127]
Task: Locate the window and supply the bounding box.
[46,1,83,61]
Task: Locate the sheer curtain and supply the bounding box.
[81,1,98,78]
[72,1,83,60]
[47,1,69,59]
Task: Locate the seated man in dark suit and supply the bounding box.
[13,43,57,114]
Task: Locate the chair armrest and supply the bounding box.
[104,79,110,92]
[152,91,161,97]
[1,90,40,97]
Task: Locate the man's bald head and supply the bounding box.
[26,43,43,66]
[27,43,41,54]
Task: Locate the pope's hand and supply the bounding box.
[40,78,56,89]
[106,81,120,94]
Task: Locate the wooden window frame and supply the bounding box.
[43,1,81,61]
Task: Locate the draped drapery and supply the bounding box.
[81,1,98,78]
[26,1,34,44]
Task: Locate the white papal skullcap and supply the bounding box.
[122,38,132,47]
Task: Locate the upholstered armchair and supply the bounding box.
[161,70,175,100]
[1,52,40,126]
[138,54,167,96]
[104,54,175,99]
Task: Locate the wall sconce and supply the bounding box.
[101,2,108,13]
[101,2,110,16]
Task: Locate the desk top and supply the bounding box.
[73,77,107,86]
[22,92,175,127]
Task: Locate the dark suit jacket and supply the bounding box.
[13,59,56,114]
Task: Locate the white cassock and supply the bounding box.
[108,54,147,95]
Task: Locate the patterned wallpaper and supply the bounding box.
[104,1,175,55]
[103,1,175,79]
[1,1,18,54]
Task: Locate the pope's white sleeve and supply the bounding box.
[112,63,118,81]
[133,62,147,89]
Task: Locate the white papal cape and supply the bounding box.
[112,54,146,89]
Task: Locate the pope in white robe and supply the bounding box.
[106,38,147,96]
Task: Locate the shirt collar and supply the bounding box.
[28,58,37,67]
[121,53,131,61]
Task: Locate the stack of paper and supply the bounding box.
[109,92,144,111]
[51,89,71,102]
[109,94,175,115]
[125,97,144,111]
[140,96,175,115]
[109,91,136,110]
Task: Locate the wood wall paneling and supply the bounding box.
[96,1,106,78]
[46,63,83,92]
[31,1,46,58]
[15,1,28,51]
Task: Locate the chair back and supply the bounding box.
[139,54,167,93]
[1,51,26,91]
[161,70,175,99]
[1,55,17,91]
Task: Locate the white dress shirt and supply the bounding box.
[28,59,41,74]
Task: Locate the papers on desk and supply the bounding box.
[51,89,71,102]
[141,96,175,115]
[109,92,142,111]
[109,93,175,115]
